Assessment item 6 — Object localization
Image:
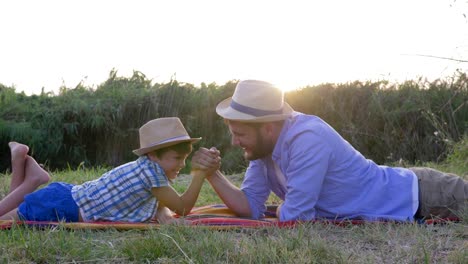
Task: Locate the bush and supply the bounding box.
[1,70,466,173]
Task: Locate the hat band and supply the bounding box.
[230,99,283,117]
[144,135,191,148]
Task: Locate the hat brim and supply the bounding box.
[133,138,201,156]
[216,97,294,122]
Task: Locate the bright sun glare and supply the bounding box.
[0,0,466,95]
[279,84,299,92]
[274,80,307,93]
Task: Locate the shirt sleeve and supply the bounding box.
[279,129,332,221]
[141,158,169,188]
[241,160,271,219]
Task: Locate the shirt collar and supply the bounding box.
[137,155,166,176]
[272,112,296,162]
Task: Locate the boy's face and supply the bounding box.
[148,150,189,181]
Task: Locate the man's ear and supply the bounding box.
[262,123,275,137]
[262,122,283,140]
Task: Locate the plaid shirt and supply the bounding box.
[71,156,169,222]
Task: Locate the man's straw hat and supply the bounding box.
[216,80,294,122]
[133,117,201,156]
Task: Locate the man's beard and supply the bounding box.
[244,129,275,161]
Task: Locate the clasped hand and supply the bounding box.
[191,147,221,176]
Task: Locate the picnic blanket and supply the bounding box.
[0,204,460,230]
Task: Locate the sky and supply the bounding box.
[1,0,467,95]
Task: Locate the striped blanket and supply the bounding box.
[0,204,459,230]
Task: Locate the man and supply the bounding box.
[193,80,467,222]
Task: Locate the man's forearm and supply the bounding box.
[207,170,252,217]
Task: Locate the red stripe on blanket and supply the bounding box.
[0,204,460,230]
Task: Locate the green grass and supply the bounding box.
[0,149,467,263]
[0,212,466,263]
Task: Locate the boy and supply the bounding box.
[0,117,219,224]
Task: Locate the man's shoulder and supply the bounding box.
[286,113,329,135]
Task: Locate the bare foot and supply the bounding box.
[24,156,51,187]
[9,142,29,162]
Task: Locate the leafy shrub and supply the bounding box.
[0,70,466,173]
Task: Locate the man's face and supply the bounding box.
[227,121,275,160]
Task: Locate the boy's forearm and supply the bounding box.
[152,171,207,216]
[176,170,206,216]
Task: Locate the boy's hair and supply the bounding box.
[150,141,193,158]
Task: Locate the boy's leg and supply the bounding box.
[8,142,29,192]
[0,156,50,217]
[411,167,467,219]
[23,156,51,187]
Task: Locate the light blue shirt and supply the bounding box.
[241,112,418,222]
[71,156,169,222]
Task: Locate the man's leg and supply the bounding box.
[8,142,29,192]
[411,167,467,219]
[0,156,50,217]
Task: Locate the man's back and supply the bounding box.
[243,112,418,221]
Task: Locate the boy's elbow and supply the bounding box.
[174,207,191,216]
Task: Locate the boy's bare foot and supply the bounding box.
[24,156,51,186]
[9,142,29,162]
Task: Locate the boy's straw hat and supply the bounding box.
[216,80,294,122]
[133,117,201,156]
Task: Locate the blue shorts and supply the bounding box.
[18,182,80,222]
